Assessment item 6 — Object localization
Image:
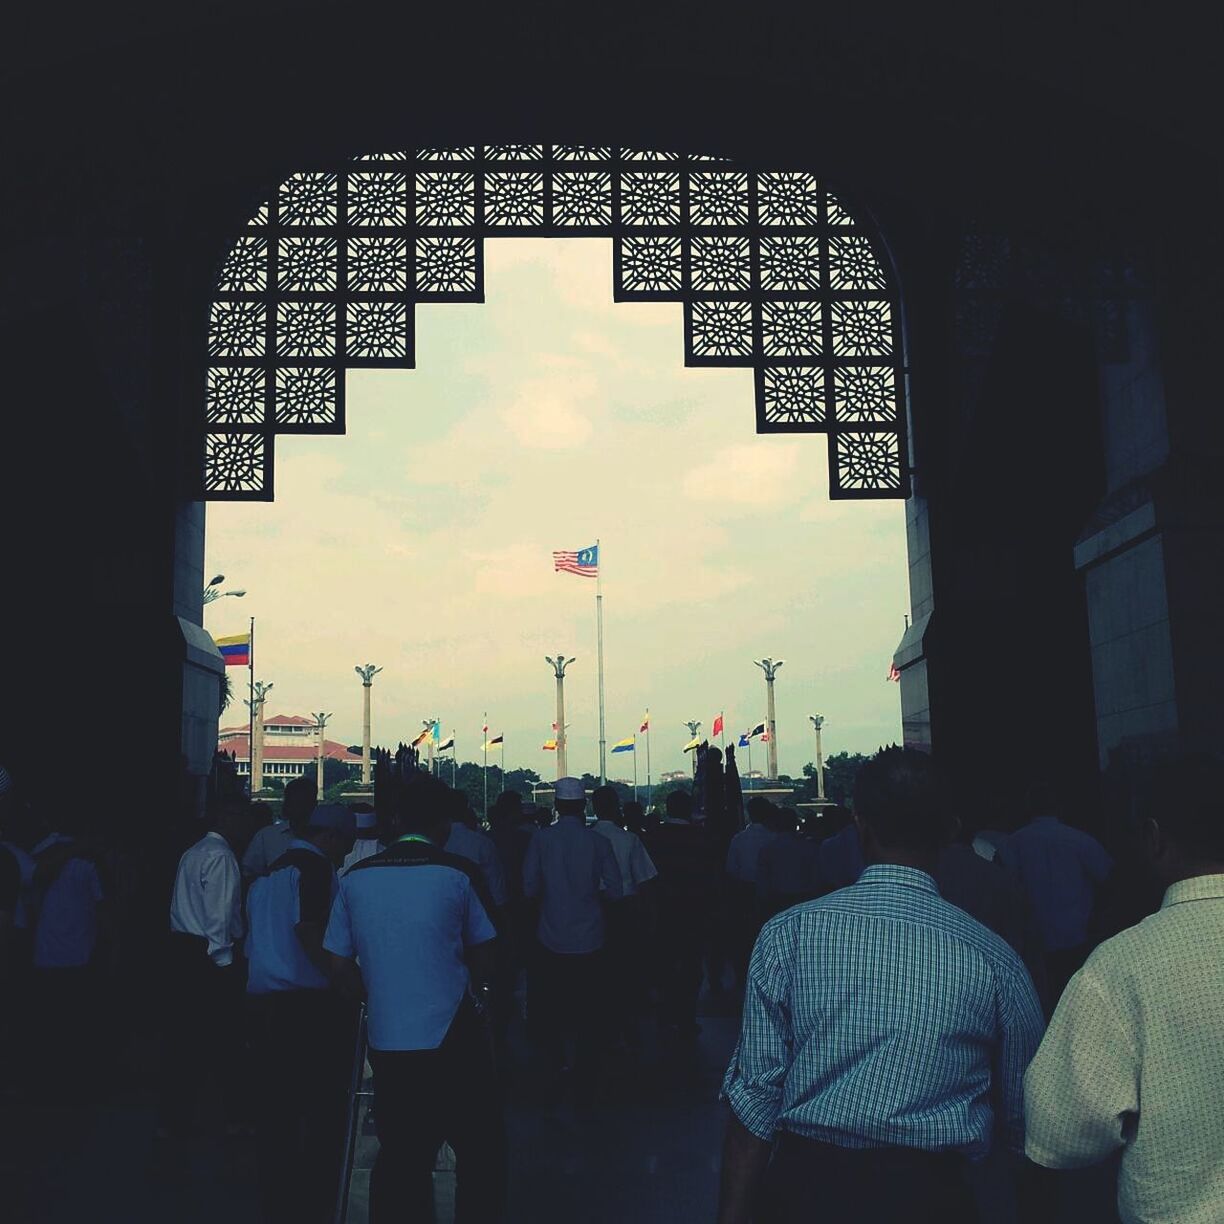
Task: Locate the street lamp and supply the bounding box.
[683,720,702,776]
[312,711,332,800]
[203,574,247,605]
[808,714,826,801]
[753,658,785,780]
[244,679,273,794]
[545,653,576,778]
[354,665,382,785]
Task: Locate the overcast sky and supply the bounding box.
[206,239,908,780]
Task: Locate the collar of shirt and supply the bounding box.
[396,833,433,845]
[203,830,230,849]
[857,863,940,895]
[1161,872,1224,909]
[288,837,326,858]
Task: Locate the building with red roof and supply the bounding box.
[218,713,361,782]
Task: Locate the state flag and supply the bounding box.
[749,721,766,738]
[712,713,724,738]
[611,736,634,753]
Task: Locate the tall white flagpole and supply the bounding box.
[645,710,652,810]
[596,538,607,785]
[482,711,488,822]
[632,736,638,804]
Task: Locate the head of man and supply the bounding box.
[746,796,773,826]
[623,800,645,834]
[853,747,951,870]
[554,777,587,821]
[282,775,317,834]
[352,803,379,842]
[387,771,451,847]
[303,804,357,867]
[444,787,478,831]
[1143,752,1224,889]
[665,790,694,823]
[489,791,523,831]
[208,796,251,856]
[768,806,799,835]
[591,785,621,825]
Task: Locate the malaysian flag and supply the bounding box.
[553,544,599,578]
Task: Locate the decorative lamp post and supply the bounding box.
[545,653,576,779]
[312,711,332,799]
[244,680,273,794]
[354,665,382,785]
[684,720,702,776]
[753,658,785,780]
[203,574,247,606]
[808,713,826,801]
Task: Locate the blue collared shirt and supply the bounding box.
[722,865,1044,1157]
[31,835,104,969]
[323,837,496,1051]
[445,822,508,908]
[523,814,622,954]
[997,816,1112,951]
[246,838,336,994]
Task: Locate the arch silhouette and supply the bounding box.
[204,145,906,500]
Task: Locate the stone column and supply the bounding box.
[354,665,382,786]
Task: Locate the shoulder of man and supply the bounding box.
[345,839,487,888]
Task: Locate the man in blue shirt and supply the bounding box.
[718,748,1044,1224]
[246,803,356,1224]
[523,776,622,1096]
[325,773,503,1223]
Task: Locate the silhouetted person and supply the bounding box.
[756,807,820,918]
[1025,752,1224,1222]
[445,793,508,913]
[718,748,1044,1224]
[342,803,383,871]
[997,783,1112,997]
[324,773,504,1223]
[246,804,356,1224]
[726,797,779,981]
[523,778,621,1096]
[622,799,647,838]
[243,775,316,880]
[814,814,865,895]
[646,790,719,1037]
[159,798,249,1138]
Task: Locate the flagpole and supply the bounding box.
[720,710,726,754]
[645,709,652,811]
[633,736,638,804]
[451,734,457,788]
[482,711,488,822]
[500,739,505,796]
[747,735,753,792]
[247,615,255,796]
[596,538,606,785]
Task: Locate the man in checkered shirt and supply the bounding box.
[717,747,1044,1224]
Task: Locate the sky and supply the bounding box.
[206,238,909,781]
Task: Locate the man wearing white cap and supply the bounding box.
[246,803,357,1224]
[523,776,622,1096]
[342,804,383,872]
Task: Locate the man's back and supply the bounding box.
[723,865,1044,1155]
[445,822,508,908]
[1025,874,1224,1224]
[32,836,104,969]
[1000,816,1112,951]
[648,821,719,913]
[524,815,620,953]
[593,819,657,896]
[757,831,820,905]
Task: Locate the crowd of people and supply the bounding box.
[1,740,1222,1224]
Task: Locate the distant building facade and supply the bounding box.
[218,713,361,781]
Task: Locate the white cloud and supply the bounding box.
[683,442,803,508]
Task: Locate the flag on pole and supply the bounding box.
[737,733,750,748]
[888,661,901,682]
[430,720,441,741]
[438,735,454,751]
[552,544,599,578]
[683,737,701,752]
[760,731,772,742]
[542,740,557,751]
[216,633,251,667]
[749,721,766,738]
[611,736,635,753]
[712,713,724,738]
[639,713,650,733]
[410,727,430,748]
[483,734,503,751]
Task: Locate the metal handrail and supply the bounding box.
[334,1003,372,1224]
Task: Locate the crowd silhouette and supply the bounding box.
[1,739,1221,1224]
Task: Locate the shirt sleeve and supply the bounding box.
[1083,836,1114,885]
[629,834,657,887]
[992,953,1046,1153]
[596,834,623,900]
[322,880,355,959]
[201,847,242,967]
[463,877,497,947]
[1024,966,1138,1168]
[523,833,542,900]
[720,917,795,1141]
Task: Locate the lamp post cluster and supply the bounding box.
[545,652,576,779]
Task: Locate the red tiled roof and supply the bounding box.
[265,714,317,726]
[218,737,361,764]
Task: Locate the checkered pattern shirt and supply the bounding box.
[722,864,1044,1156]
[1025,874,1224,1224]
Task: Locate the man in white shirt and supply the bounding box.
[1025,752,1224,1224]
[159,799,249,1139]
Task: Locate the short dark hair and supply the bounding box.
[1147,752,1224,861]
[665,790,693,822]
[591,786,619,819]
[398,772,452,835]
[555,796,586,818]
[854,747,949,852]
[283,776,317,832]
[746,797,773,824]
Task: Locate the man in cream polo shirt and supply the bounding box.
[1025,752,1224,1223]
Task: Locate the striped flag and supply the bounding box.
[438,735,454,752]
[553,544,599,578]
[483,734,503,751]
[542,740,557,751]
[215,633,251,667]
[749,721,766,738]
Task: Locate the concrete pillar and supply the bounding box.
[361,683,372,785]
[765,677,779,780]
[556,675,567,779]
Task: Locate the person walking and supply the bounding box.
[445,793,508,914]
[341,804,383,871]
[242,775,316,880]
[159,798,249,1138]
[1024,752,1224,1224]
[246,803,356,1224]
[522,777,622,1095]
[324,773,504,1223]
[717,747,1044,1224]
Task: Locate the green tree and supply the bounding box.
[799,750,872,806]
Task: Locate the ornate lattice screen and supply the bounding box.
[205,146,907,499]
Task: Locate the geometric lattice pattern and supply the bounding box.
[206,147,907,499]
